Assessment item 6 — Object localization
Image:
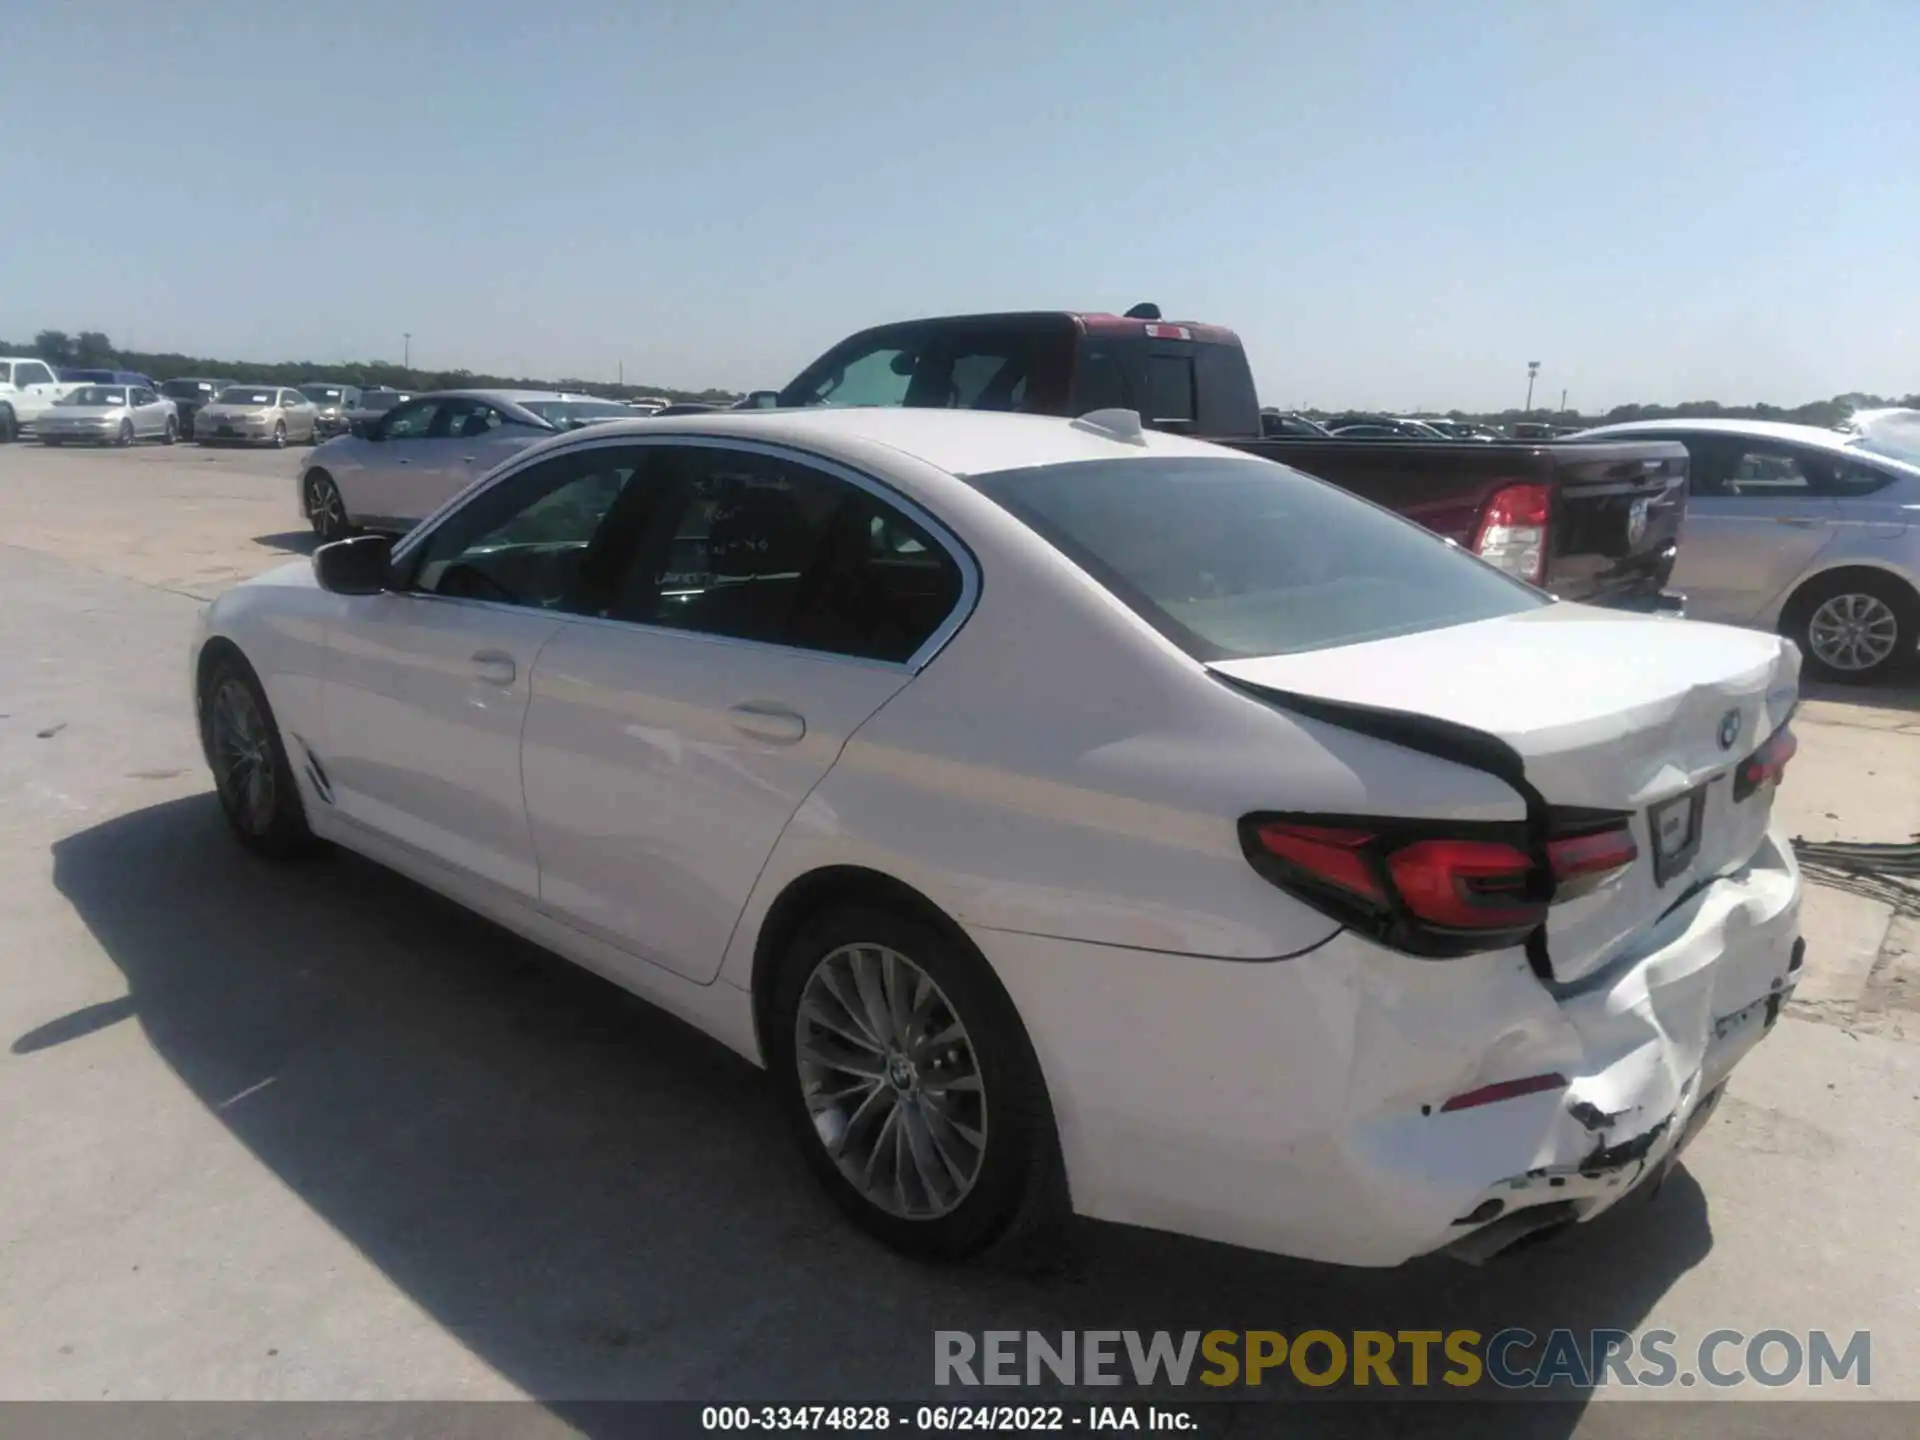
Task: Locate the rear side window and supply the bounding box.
[971,456,1544,661]
[604,445,964,664]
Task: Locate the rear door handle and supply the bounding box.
[471,649,517,687]
[727,702,806,744]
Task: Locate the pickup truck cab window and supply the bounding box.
[15,362,54,387]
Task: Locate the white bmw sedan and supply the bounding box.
[191,408,1804,1266]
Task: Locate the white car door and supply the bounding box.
[519,438,972,984]
[317,446,644,901]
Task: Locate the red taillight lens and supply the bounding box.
[1387,839,1543,929]
[1544,822,1639,900]
[1250,823,1387,907]
[1472,481,1552,585]
[1734,722,1797,802]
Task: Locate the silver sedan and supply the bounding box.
[1573,418,1920,681]
[195,386,319,448]
[295,389,633,541]
[37,384,179,447]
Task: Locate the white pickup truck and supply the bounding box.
[0,357,76,441]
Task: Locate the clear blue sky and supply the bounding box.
[4,1,1914,411]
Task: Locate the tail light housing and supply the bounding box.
[1733,719,1797,803]
[1472,481,1552,585]
[1241,809,1637,958]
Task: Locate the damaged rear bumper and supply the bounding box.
[976,825,1801,1268]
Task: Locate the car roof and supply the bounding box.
[1572,417,1864,450]
[412,388,602,405]
[507,407,1233,485]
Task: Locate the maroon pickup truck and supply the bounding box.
[770,308,1686,611]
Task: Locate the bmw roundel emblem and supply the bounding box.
[1717,710,1742,750]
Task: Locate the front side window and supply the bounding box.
[409,449,644,611]
[972,455,1544,662]
[785,341,918,409]
[379,399,441,439]
[602,445,963,663]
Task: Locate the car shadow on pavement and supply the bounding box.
[43,795,1714,1436]
[251,531,318,557]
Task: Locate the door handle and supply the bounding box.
[396,457,411,465]
[727,702,806,744]
[471,650,517,687]
[1773,516,1820,528]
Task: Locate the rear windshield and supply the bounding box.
[358,391,407,412]
[217,388,276,405]
[162,380,215,398]
[970,456,1545,661]
[300,385,346,403]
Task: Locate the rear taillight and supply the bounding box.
[1243,810,1638,958]
[1734,720,1797,803]
[1545,819,1639,900]
[1472,481,1552,585]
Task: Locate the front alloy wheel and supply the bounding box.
[305,473,350,541]
[272,420,287,448]
[199,655,315,858]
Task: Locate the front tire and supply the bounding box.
[766,904,1063,1261]
[1786,572,1917,684]
[198,651,316,859]
[162,416,177,445]
[43,437,63,448]
[0,405,15,443]
[117,420,134,447]
[272,420,287,449]
[304,471,352,542]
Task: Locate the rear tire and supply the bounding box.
[43,437,63,448]
[198,649,317,860]
[765,903,1065,1262]
[1784,571,1917,684]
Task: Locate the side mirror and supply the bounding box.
[313,534,392,595]
[736,390,779,410]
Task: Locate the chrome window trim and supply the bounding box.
[387,430,982,675]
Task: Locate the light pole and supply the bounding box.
[1524,361,1540,413]
[1559,388,1568,415]
[403,333,412,369]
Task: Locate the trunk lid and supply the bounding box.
[1213,604,1799,983]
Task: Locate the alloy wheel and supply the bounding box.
[209,677,277,834]
[308,476,347,538]
[1808,592,1899,673]
[794,942,987,1220]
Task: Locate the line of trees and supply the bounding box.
[6,330,739,407]
[10,328,1914,426]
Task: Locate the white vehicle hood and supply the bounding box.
[239,559,320,590]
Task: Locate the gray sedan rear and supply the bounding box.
[1573,418,1920,681]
